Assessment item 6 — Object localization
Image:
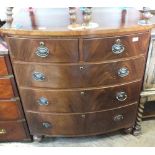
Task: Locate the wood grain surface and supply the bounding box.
[7,37,79,63]
[0,121,30,141]
[13,56,145,89]
[26,103,137,137]
[20,81,142,113]
[0,100,23,121]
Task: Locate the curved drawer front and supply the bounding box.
[14,56,145,88]
[20,81,141,113]
[0,100,23,121]
[83,32,150,62]
[27,103,137,136]
[7,37,79,63]
[0,121,29,141]
[0,78,15,99]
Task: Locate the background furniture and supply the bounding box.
[143,30,155,118]
[0,37,31,142]
[0,8,153,141]
[133,29,155,136]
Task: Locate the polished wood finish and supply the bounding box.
[0,100,23,121]
[0,56,9,75]
[0,121,30,141]
[13,56,145,89]
[20,81,141,113]
[27,103,137,136]
[7,37,79,63]
[83,32,150,62]
[0,78,14,99]
[1,8,152,139]
[0,38,31,141]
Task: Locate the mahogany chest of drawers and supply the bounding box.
[0,38,31,141]
[0,8,153,141]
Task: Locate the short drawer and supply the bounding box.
[14,56,145,88]
[0,121,30,141]
[83,32,150,62]
[0,100,23,121]
[20,81,141,113]
[7,37,79,63]
[27,103,137,136]
[0,78,15,99]
[0,56,9,76]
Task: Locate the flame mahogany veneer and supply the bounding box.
[0,8,153,141]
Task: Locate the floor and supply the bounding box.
[0,119,155,147]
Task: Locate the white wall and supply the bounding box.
[0,7,21,20]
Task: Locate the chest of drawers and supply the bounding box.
[0,8,152,141]
[0,38,31,141]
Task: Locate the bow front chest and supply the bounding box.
[0,8,152,141]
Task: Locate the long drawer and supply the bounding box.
[7,37,79,63]
[83,32,150,62]
[0,121,30,141]
[0,100,23,121]
[13,56,145,89]
[26,103,137,136]
[20,81,141,113]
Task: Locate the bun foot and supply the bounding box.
[123,127,133,134]
[33,135,43,142]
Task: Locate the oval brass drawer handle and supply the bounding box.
[116,91,127,101]
[113,114,124,122]
[36,42,49,58]
[80,66,85,70]
[37,97,49,106]
[112,39,125,54]
[80,91,85,95]
[42,122,52,129]
[118,67,129,77]
[32,72,45,81]
[0,128,6,134]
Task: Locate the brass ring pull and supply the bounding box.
[113,115,124,122]
[80,91,85,95]
[0,128,6,134]
[80,66,84,70]
[112,39,125,54]
[32,72,45,81]
[37,97,49,106]
[42,122,52,129]
[116,91,127,101]
[118,67,129,77]
[36,42,49,58]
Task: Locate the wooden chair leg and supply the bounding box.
[133,96,147,136]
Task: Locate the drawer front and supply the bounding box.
[27,103,137,136]
[83,32,150,62]
[20,81,141,113]
[7,37,79,63]
[14,56,145,88]
[0,56,8,76]
[0,100,23,121]
[0,78,15,98]
[0,121,29,141]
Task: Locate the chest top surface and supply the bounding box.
[0,8,154,37]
